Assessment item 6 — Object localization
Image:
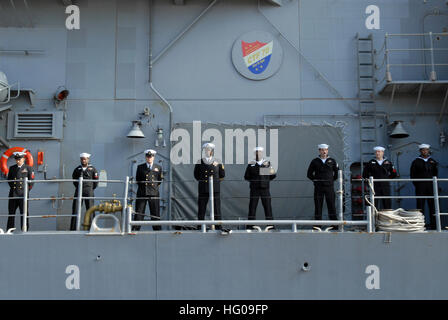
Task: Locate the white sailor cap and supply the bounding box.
[254,146,264,152]
[202,143,215,149]
[79,152,91,158]
[144,149,157,156]
[418,144,430,149]
[373,146,385,152]
[13,151,26,159]
[318,144,329,149]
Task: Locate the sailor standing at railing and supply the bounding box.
[194,143,227,231]
[362,146,397,210]
[410,144,438,230]
[307,144,338,226]
[71,153,99,231]
[7,151,34,231]
[244,146,277,230]
[133,149,163,231]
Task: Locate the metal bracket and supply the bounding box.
[383,232,392,243]
[88,214,122,235]
[412,83,424,124]
[438,87,448,124]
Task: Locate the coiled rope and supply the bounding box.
[364,178,426,232]
[376,208,426,232]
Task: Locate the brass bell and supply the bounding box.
[390,121,409,139]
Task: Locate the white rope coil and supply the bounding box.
[376,208,426,232]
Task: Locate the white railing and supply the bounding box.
[376,32,448,83]
[0,170,374,234]
[364,176,448,232]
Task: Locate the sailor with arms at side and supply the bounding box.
[133,149,164,231]
[410,144,438,230]
[362,146,397,210]
[194,143,230,233]
[7,151,34,231]
[307,144,338,227]
[71,153,99,231]
[244,146,277,230]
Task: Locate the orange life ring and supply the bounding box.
[0,147,34,176]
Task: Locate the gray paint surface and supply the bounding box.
[0,0,447,299]
[0,231,446,300]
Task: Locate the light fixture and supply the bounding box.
[127,120,145,139]
[54,86,70,106]
[155,127,165,147]
[389,121,409,139]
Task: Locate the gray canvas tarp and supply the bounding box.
[170,124,345,224]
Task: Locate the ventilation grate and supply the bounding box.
[7,111,63,140]
[16,113,54,136]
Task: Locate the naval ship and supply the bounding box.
[0,0,447,300]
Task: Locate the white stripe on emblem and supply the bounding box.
[244,41,273,67]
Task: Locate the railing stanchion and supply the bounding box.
[76,177,83,231]
[385,33,392,82]
[369,176,375,208]
[366,205,372,233]
[433,176,441,232]
[122,176,130,233]
[209,175,215,231]
[338,169,344,232]
[429,32,437,81]
[127,205,132,233]
[23,177,28,232]
[292,223,297,233]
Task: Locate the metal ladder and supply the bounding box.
[356,34,377,214]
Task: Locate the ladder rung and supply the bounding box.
[360,89,373,91]
[361,127,376,129]
[358,51,372,53]
[358,38,372,41]
[359,63,373,66]
[360,101,374,103]
[359,76,373,78]
[362,140,375,142]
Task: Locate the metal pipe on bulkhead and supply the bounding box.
[148,0,173,226]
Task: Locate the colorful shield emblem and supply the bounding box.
[232,31,283,81]
[241,41,273,75]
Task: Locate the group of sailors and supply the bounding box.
[4,142,439,231]
[361,144,438,230]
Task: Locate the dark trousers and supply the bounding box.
[248,188,273,220]
[7,197,29,231]
[71,192,94,231]
[133,196,161,231]
[415,183,436,230]
[314,185,337,221]
[198,192,222,230]
[373,183,391,210]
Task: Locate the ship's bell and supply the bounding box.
[127,121,145,138]
[389,121,409,139]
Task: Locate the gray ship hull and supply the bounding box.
[1,231,446,300]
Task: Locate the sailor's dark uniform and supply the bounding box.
[410,156,438,230]
[194,158,225,229]
[71,165,99,230]
[133,162,164,231]
[7,164,34,230]
[362,158,397,209]
[307,157,338,221]
[244,160,276,224]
